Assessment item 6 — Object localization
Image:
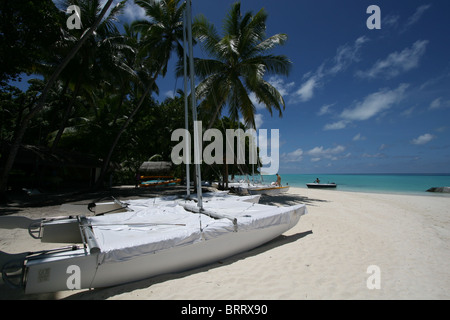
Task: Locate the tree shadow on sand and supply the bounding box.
[1,185,328,213]
[0,186,201,213]
[258,192,328,207]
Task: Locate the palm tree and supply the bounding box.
[50,0,131,152]
[0,0,116,199]
[94,0,186,187]
[187,2,291,189]
[192,2,292,129]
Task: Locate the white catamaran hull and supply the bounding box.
[92,219,299,289]
[247,186,290,195]
[23,219,298,294]
[2,196,306,295]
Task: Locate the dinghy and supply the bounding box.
[306,182,337,189]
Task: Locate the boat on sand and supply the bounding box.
[0,193,306,294]
[247,185,290,195]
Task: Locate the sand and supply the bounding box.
[1,186,449,300]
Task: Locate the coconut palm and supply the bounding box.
[0,0,117,198]
[49,0,132,152]
[192,2,292,129]
[94,0,186,187]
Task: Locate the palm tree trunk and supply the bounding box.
[94,72,159,189]
[206,100,226,130]
[50,76,82,152]
[0,0,115,200]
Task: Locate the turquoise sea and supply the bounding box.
[247,174,450,196]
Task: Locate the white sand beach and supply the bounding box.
[1,187,449,300]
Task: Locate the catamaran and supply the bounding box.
[0,192,305,294]
[247,185,290,195]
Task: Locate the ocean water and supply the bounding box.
[239,174,450,196]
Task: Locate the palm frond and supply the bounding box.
[248,79,285,117]
[193,14,222,59]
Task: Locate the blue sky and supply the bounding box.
[57,1,450,173]
[151,0,450,174]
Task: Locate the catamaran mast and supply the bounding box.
[185,0,203,209]
[182,9,190,197]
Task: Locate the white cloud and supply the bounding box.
[306,145,345,158]
[282,148,304,162]
[96,0,148,22]
[292,36,368,102]
[362,153,386,158]
[356,40,428,79]
[268,76,295,97]
[340,83,408,121]
[329,36,368,75]
[254,114,264,129]
[317,103,334,116]
[294,76,320,102]
[283,145,345,163]
[352,133,366,141]
[429,97,450,110]
[382,14,400,28]
[401,4,431,33]
[323,84,408,131]
[323,120,349,130]
[164,90,175,98]
[401,106,415,118]
[429,98,442,109]
[121,1,148,22]
[411,133,435,145]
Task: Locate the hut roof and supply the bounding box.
[139,161,173,175]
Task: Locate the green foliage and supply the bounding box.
[0,0,65,85]
[191,2,291,129]
[0,0,289,190]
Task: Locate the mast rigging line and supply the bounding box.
[184,0,203,235]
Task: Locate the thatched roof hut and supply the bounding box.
[138,161,173,176]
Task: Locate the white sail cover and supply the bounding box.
[89,196,306,264]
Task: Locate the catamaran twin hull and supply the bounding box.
[247,186,290,195]
[1,195,306,295]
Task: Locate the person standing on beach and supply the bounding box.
[276,173,281,186]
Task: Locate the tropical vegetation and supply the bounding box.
[0,0,291,201]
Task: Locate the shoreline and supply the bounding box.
[290,185,450,198]
[1,186,450,299]
[257,172,450,196]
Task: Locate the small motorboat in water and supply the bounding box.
[306,182,337,189]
